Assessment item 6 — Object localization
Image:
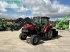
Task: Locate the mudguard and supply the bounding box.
[43,24,52,33]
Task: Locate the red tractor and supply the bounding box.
[19,17,58,45]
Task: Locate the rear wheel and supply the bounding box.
[47,30,53,40]
[19,33,27,40]
[30,35,39,45]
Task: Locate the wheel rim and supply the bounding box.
[22,35,26,38]
[34,37,38,43]
[48,31,52,39]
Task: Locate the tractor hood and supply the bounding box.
[23,23,36,31]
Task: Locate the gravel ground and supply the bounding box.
[0,30,70,52]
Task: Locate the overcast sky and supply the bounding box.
[0,0,70,19]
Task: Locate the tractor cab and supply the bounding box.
[33,17,49,25]
[33,17,50,32]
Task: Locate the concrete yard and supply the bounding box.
[0,30,70,52]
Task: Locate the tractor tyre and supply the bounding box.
[47,30,53,40]
[30,35,39,45]
[19,33,27,40]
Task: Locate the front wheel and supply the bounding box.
[30,35,39,45]
[47,30,53,40]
